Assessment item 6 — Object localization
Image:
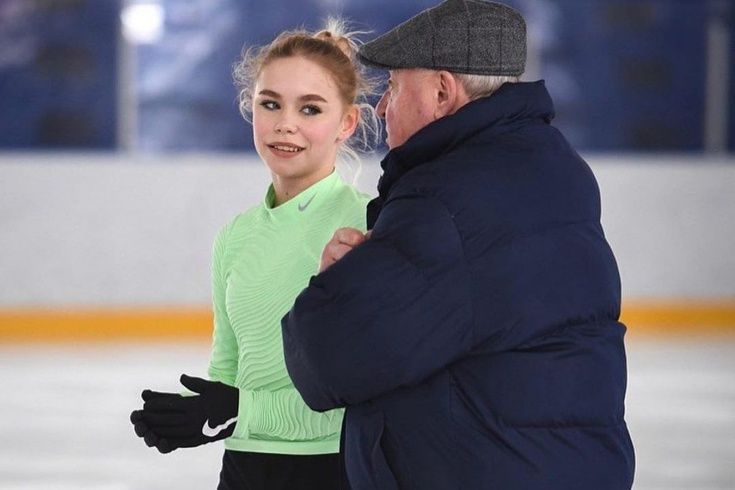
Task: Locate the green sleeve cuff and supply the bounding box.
[231,388,254,440]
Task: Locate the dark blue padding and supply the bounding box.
[283,81,635,490]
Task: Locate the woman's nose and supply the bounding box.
[274,115,297,134]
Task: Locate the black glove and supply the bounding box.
[130,374,239,453]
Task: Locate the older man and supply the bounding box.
[282,1,635,489]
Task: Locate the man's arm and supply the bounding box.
[282,193,474,411]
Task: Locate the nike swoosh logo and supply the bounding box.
[298,194,316,212]
[202,416,238,437]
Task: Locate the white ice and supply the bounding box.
[0,339,733,489]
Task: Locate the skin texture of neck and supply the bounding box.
[271,164,335,206]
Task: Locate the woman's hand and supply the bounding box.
[130,374,239,453]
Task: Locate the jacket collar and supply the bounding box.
[367,81,554,228]
[380,81,553,194]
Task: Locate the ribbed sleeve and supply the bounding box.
[245,388,344,440]
[206,171,370,455]
[208,222,238,386]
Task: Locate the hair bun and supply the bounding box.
[314,30,353,59]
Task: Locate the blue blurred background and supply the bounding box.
[1,0,733,153]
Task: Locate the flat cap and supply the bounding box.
[357,0,526,76]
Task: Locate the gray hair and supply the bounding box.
[452,73,520,101]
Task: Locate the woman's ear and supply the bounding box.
[337,104,360,142]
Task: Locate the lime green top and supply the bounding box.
[208,171,370,455]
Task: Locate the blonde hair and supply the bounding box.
[233,18,381,173]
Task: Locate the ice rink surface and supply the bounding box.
[0,337,733,490]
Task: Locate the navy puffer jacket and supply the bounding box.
[283,81,635,490]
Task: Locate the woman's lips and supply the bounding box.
[267,142,305,158]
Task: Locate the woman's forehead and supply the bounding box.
[256,56,339,99]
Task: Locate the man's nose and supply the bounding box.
[375,92,388,119]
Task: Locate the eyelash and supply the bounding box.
[302,105,322,116]
[260,100,279,111]
[259,100,322,116]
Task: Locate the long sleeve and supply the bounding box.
[215,213,343,441]
[208,223,238,386]
[234,387,343,441]
[282,193,475,411]
[204,175,368,454]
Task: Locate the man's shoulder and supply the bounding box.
[389,153,479,201]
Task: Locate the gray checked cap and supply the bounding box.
[357,0,526,76]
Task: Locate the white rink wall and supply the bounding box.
[0,153,733,306]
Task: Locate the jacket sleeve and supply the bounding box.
[282,193,474,411]
[208,223,239,386]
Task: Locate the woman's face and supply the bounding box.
[252,56,357,187]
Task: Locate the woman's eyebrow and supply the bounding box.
[257,89,280,98]
[257,90,327,103]
[299,94,327,103]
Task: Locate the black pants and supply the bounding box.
[217,450,342,490]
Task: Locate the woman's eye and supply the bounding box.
[301,105,322,116]
[260,100,279,110]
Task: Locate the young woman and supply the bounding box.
[130,20,379,490]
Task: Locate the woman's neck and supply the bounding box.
[271,167,335,206]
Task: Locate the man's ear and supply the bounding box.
[337,104,359,142]
[434,71,459,119]
[434,71,470,119]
